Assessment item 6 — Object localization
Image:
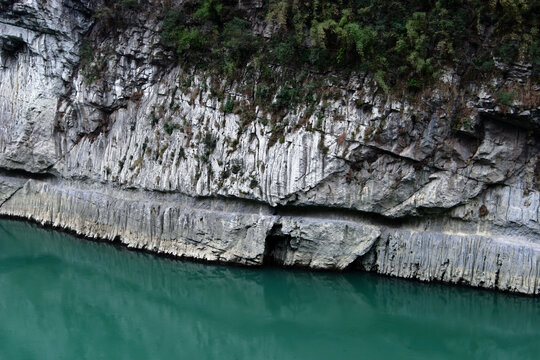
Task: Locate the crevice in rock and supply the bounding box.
[263,223,292,266]
[480,110,540,133]
[0,167,56,181]
[0,34,26,57]
[112,235,122,244]
[344,142,425,165]
[0,181,26,210]
[274,203,406,228]
[534,157,540,191]
[346,239,380,272]
[494,254,502,287]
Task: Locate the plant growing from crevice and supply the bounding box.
[222,97,235,113]
[496,90,516,107]
[164,122,180,135]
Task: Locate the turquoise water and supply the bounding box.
[0,219,538,360]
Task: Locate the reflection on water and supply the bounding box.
[0,219,538,360]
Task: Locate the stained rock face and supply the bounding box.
[0,0,538,294]
[0,0,96,172]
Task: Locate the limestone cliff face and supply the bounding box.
[1,0,539,294]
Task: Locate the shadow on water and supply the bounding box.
[0,219,538,360]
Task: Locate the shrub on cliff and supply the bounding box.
[222,17,259,66]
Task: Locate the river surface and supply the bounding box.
[0,219,538,360]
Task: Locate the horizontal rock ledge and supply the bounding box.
[0,175,538,295]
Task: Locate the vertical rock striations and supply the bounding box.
[0,0,538,294]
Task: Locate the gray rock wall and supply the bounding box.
[0,0,538,294]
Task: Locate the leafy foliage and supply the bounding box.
[157,0,539,90]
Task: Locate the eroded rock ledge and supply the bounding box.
[0,175,538,294]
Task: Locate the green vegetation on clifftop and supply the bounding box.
[159,0,539,91]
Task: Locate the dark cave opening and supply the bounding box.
[263,223,292,266]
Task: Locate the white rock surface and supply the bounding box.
[0,0,538,294]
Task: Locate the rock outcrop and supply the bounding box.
[0,0,538,294]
